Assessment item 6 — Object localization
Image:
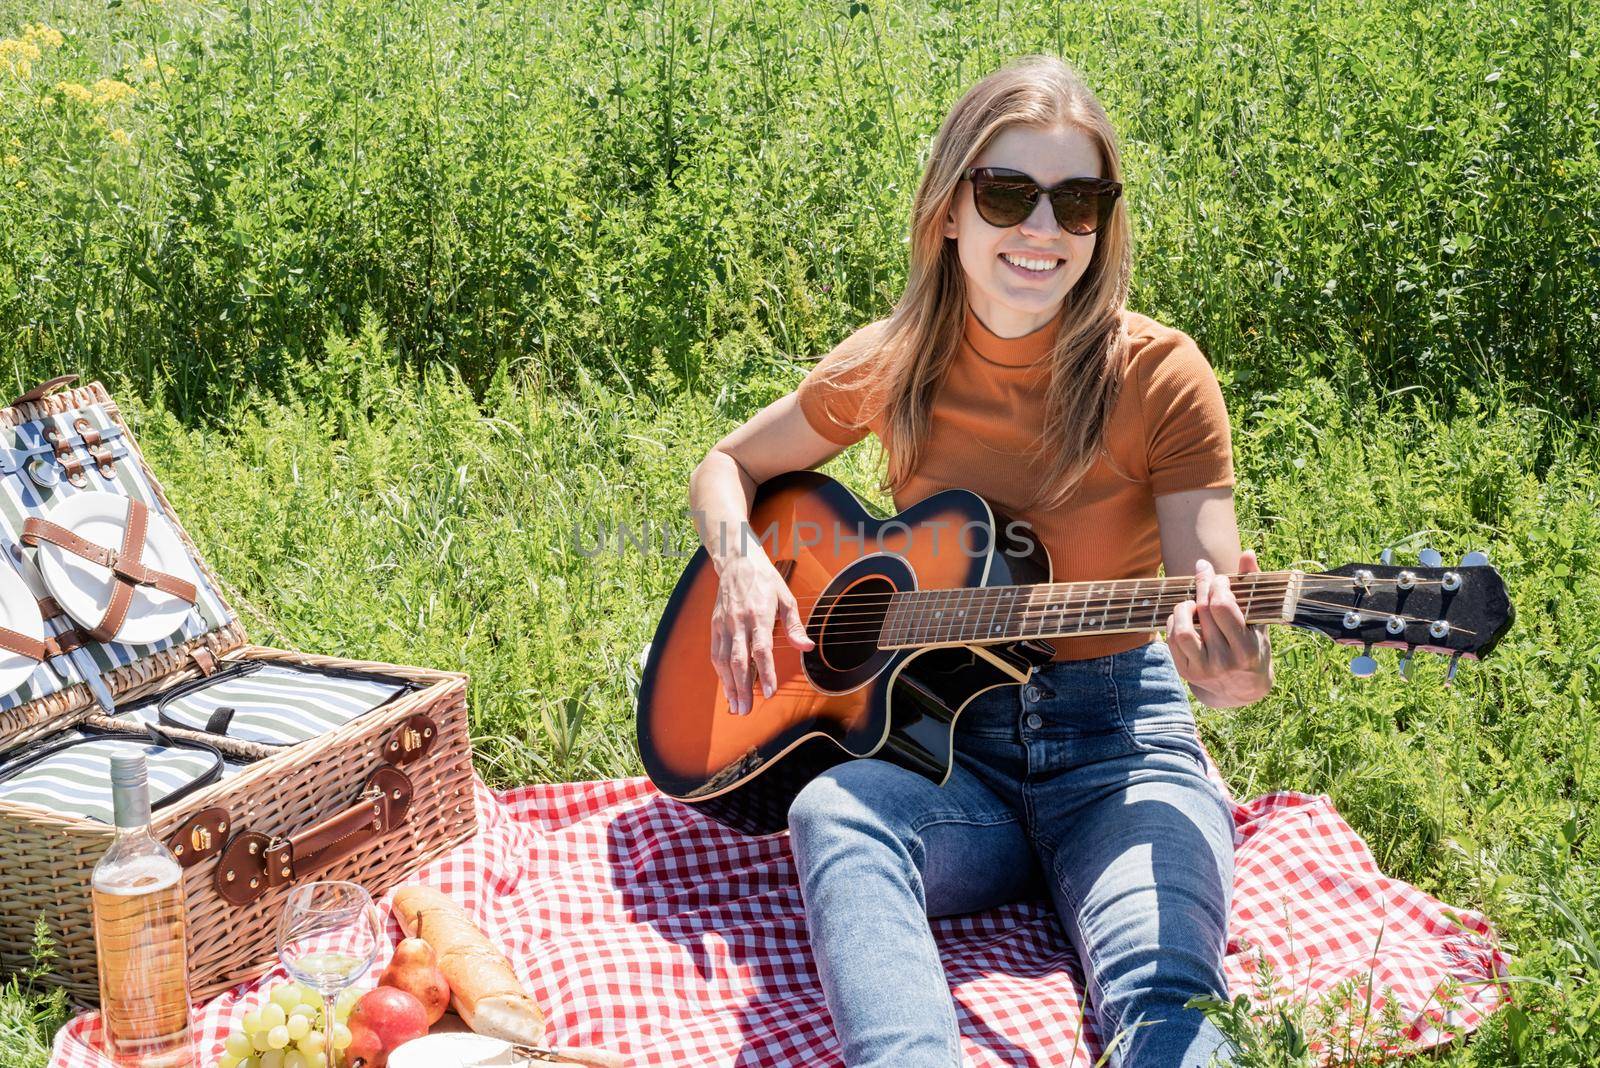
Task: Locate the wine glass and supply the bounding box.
[276,881,382,1067]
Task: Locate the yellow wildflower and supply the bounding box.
[0,38,43,64]
[91,78,136,105]
[109,128,131,146]
[1,37,42,78]
[139,53,158,73]
[2,155,18,168]
[56,80,92,104]
[22,24,64,51]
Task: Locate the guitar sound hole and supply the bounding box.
[817,575,895,673]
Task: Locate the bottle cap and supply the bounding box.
[109,751,148,789]
[108,751,152,829]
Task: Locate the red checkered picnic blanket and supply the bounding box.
[50,768,1508,1067]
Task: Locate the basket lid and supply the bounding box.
[0,377,245,749]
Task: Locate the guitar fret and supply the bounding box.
[1125,578,1140,632]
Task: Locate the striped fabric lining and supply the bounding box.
[0,402,236,712]
[0,735,221,823]
[151,663,410,747]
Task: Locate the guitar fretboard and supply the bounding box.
[878,571,1302,649]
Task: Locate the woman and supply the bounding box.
[686,55,1271,1067]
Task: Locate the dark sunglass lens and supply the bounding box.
[973,181,1036,227]
[1051,194,1101,235]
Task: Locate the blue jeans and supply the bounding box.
[786,640,1238,1067]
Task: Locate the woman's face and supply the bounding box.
[943,123,1105,339]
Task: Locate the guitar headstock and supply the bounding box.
[1290,550,1514,682]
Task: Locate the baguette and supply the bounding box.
[392,885,547,1046]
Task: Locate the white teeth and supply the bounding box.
[1002,253,1061,273]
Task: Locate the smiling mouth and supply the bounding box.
[999,252,1063,277]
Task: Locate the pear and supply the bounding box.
[378,937,452,1026]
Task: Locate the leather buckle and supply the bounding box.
[106,550,152,585]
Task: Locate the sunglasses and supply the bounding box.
[961,167,1122,236]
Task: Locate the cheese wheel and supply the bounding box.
[392,885,546,1046]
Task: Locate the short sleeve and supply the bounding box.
[1138,328,1235,496]
[793,322,889,447]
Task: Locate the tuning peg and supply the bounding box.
[1398,646,1415,680]
[1380,548,1394,565]
[1419,548,1443,568]
[1460,550,1489,567]
[1349,645,1378,678]
[1443,653,1462,687]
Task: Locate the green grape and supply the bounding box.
[331,1023,353,1051]
[272,983,306,1011]
[225,1031,254,1058]
[260,1002,289,1030]
[251,1029,272,1053]
[335,988,360,1017]
[300,1029,326,1056]
[286,1014,311,1041]
[241,1009,264,1034]
[218,1053,240,1068]
[239,1057,261,1068]
[267,1024,290,1049]
[304,1053,327,1068]
[284,1052,309,1068]
[259,1052,285,1068]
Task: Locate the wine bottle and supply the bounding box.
[90,752,196,1067]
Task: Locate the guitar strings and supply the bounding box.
[778,573,1448,610]
[746,591,1473,649]
[798,578,1407,622]
[787,577,1421,627]
[755,585,1465,642]
[760,598,1467,651]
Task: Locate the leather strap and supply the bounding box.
[21,499,198,642]
[43,629,86,657]
[33,595,90,659]
[216,767,413,906]
[189,647,218,676]
[0,625,45,662]
[7,375,78,409]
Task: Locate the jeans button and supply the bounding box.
[1025,712,1044,730]
[1024,685,1041,702]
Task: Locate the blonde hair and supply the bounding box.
[816,54,1133,513]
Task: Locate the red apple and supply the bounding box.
[378,937,451,1025]
[346,986,430,1068]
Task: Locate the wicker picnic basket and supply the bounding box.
[0,376,478,1005]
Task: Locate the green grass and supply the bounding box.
[2,0,1599,1063]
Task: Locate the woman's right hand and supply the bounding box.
[710,553,815,715]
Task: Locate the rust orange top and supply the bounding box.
[794,302,1235,660]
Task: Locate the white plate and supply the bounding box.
[0,558,44,697]
[32,492,202,646]
[387,1031,516,1067]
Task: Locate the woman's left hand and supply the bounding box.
[1167,550,1274,708]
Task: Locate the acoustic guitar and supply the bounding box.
[635,470,1514,836]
